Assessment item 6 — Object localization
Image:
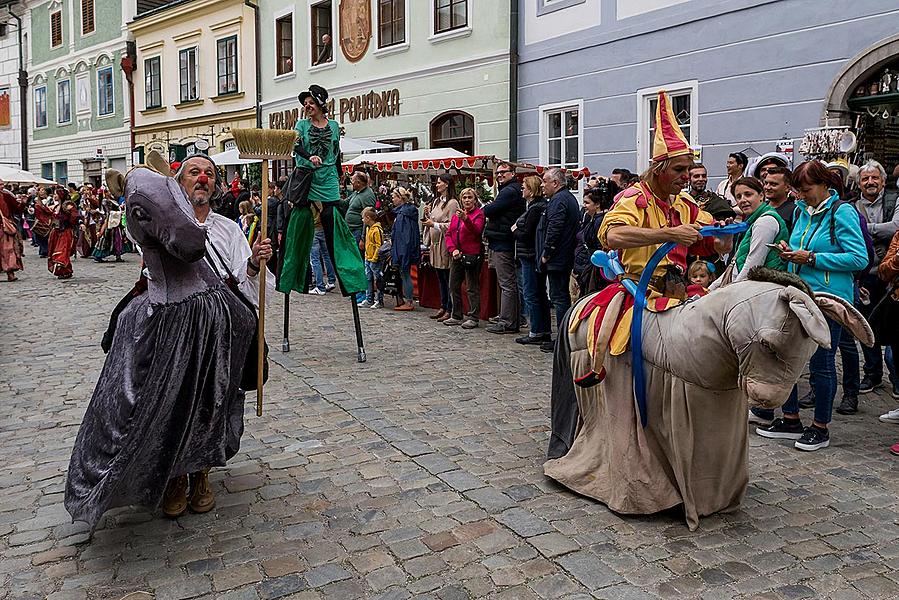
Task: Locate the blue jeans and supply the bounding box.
[310,229,336,291]
[519,257,551,336]
[435,267,452,312]
[364,260,383,304]
[399,266,414,303]
[546,269,573,329]
[756,317,842,425]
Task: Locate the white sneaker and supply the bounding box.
[325,283,336,292]
[357,300,372,308]
[748,408,773,427]
[309,288,326,295]
[879,408,899,424]
[370,301,382,309]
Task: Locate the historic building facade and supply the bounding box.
[258,0,512,177]
[517,0,899,183]
[129,0,258,165]
[27,0,133,185]
[0,5,27,169]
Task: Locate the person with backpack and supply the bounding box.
[753,161,869,452]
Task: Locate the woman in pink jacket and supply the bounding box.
[444,188,486,328]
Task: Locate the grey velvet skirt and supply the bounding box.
[65,286,254,529]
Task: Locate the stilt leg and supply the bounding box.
[282,292,291,353]
[351,297,366,363]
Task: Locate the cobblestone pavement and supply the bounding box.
[4,251,899,600]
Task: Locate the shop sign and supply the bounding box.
[147,141,166,154]
[269,107,300,131]
[338,89,400,124]
[0,87,9,128]
[776,138,794,155]
[223,139,237,151]
[691,146,702,162]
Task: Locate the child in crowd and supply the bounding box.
[359,207,384,309]
[687,260,715,296]
[238,200,258,244]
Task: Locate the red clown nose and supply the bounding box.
[197,174,209,185]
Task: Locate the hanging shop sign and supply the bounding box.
[338,89,400,124]
[269,107,300,131]
[776,138,794,155]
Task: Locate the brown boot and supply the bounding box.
[188,470,215,514]
[162,474,188,518]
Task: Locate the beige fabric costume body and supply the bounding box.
[545,279,835,530]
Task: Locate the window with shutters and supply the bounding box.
[81,0,95,35]
[50,11,62,48]
[275,13,293,75]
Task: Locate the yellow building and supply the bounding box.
[129,0,258,165]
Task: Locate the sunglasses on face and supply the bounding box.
[496,170,512,175]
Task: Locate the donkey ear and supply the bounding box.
[814,292,875,348]
[780,286,831,348]
[105,169,125,198]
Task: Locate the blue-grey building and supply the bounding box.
[516,0,899,185]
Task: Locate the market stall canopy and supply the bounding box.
[210,148,261,166]
[344,149,591,180]
[0,165,56,185]
[340,137,399,154]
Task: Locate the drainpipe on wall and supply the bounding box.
[120,41,137,160]
[245,0,262,129]
[508,0,519,162]
[7,7,27,169]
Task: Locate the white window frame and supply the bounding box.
[96,65,115,117]
[144,55,162,109]
[539,99,584,181]
[215,33,240,96]
[306,0,336,72]
[56,77,71,125]
[34,85,47,129]
[429,0,471,43]
[373,0,410,57]
[635,80,698,171]
[178,45,200,103]
[273,7,295,80]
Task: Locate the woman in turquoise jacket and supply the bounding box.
[755,161,868,452]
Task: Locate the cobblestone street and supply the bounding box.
[4,252,899,600]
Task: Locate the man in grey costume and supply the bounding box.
[64,159,261,529]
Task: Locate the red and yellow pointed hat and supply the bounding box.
[652,90,691,162]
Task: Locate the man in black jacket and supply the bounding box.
[536,168,580,352]
[483,162,526,333]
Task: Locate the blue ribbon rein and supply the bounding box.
[630,222,748,428]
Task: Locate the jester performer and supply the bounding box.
[278,85,368,356]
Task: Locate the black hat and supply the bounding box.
[299,85,329,109]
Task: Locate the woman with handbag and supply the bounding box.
[444,188,485,328]
[0,186,24,281]
[422,174,460,321]
[31,190,54,258]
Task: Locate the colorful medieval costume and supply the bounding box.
[64,168,255,530]
[48,193,79,279]
[92,198,126,262]
[77,194,101,258]
[545,90,762,529]
[31,197,54,258]
[0,189,25,280]
[278,86,366,297]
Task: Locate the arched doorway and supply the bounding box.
[430,111,474,155]
[824,34,899,177]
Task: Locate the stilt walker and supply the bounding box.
[232,127,298,415]
[277,85,368,362]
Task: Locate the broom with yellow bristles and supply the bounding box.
[231,128,297,416]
